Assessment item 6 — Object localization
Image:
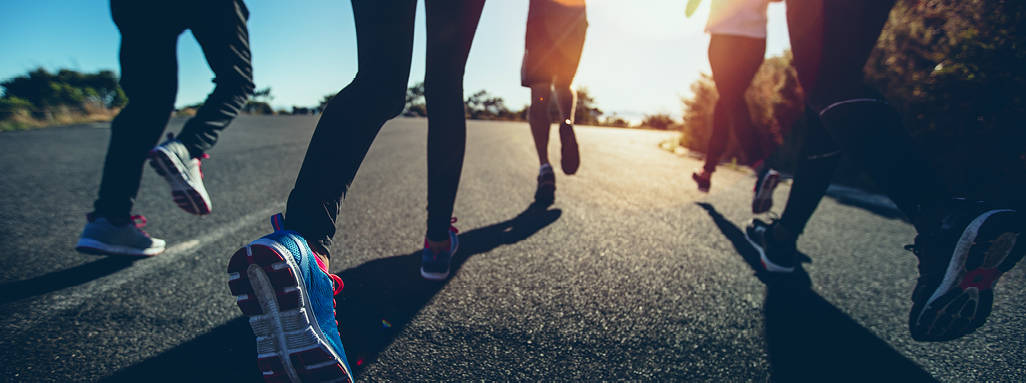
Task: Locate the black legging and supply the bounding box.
[703,34,769,172]
[777,0,948,236]
[284,0,485,256]
[94,0,254,221]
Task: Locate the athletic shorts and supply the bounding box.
[521,1,587,87]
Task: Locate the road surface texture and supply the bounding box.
[1,116,1023,382]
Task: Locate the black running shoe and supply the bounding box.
[534,169,556,207]
[745,218,797,273]
[559,121,580,175]
[752,168,780,214]
[692,169,711,193]
[907,200,1024,341]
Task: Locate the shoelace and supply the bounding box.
[328,273,343,328]
[130,215,151,237]
[166,132,209,179]
[196,153,209,179]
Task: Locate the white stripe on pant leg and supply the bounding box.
[819,98,886,117]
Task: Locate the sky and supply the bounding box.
[0,0,790,122]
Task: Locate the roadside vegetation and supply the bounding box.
[0,68,125,131]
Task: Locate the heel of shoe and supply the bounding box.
[228,244,352,382]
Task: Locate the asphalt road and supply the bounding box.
[1,116,1023,382]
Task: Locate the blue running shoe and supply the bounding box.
[227,214,353,382]
[420,217,460,281]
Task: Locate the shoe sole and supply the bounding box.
[149,147,212,215]
[911,209,1023,341]
[420,236,460,281]
[752,171,780,214]
[744,225,795,273]
[75,238,164,257]
[534,182,556,206]
[228,241,353,383]
[560,125,580,175]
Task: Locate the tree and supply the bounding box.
[317,93,335,113]
[464,89,519,120]
[244,87,274,114]
[865,0,1026,201]
[1,68,125,111]
[640,113,677,130]
[404,82,426,116]
[572,86,603,125]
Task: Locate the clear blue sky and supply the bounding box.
[0,0,790,122]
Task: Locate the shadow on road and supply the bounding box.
[102,204,561,381]
[100,317,261,382]
[825,185,908,222]
[0,256,137,305]
[337,204,561,375]
[695,202,937,382]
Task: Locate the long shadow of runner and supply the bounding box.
[337,204,561,374]
[695,202,937,382]
[102,204,560,382]
[0,257,137,305]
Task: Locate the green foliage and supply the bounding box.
[404,82,426,117]
[866,0,1026,199]
[1,68,125,128]
[0,96,33,120]
[1,68,126,117]
[465,89,520,120]
[243,87,275,115]
[400,82,611,125]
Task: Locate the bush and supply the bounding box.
[0,97,33,120]
[640,113,678,130]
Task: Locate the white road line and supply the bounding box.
[1,203,283,334]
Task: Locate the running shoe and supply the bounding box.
[228,214,353,382]
[149,133,212,215]
[692,169,711,193]
[559,121,580,175]
[534,165,556,207]
[421,218,460,281]
[75,214,165,256]
[752,168,781,214]
[745,218,797,273]
[907,201,1024,341]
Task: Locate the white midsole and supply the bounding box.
[744,227,794,273]
[76,238,163,256]
[925,209,1014,306]
[151,147,211,210]
[755,171,780,202]
[250,236,352,381]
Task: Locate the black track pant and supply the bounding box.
[778,0,947,235]
[94,0,254,221]
[284,0,485,256]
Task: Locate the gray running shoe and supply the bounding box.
[75,214,166,256]
[149,133,212,215]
